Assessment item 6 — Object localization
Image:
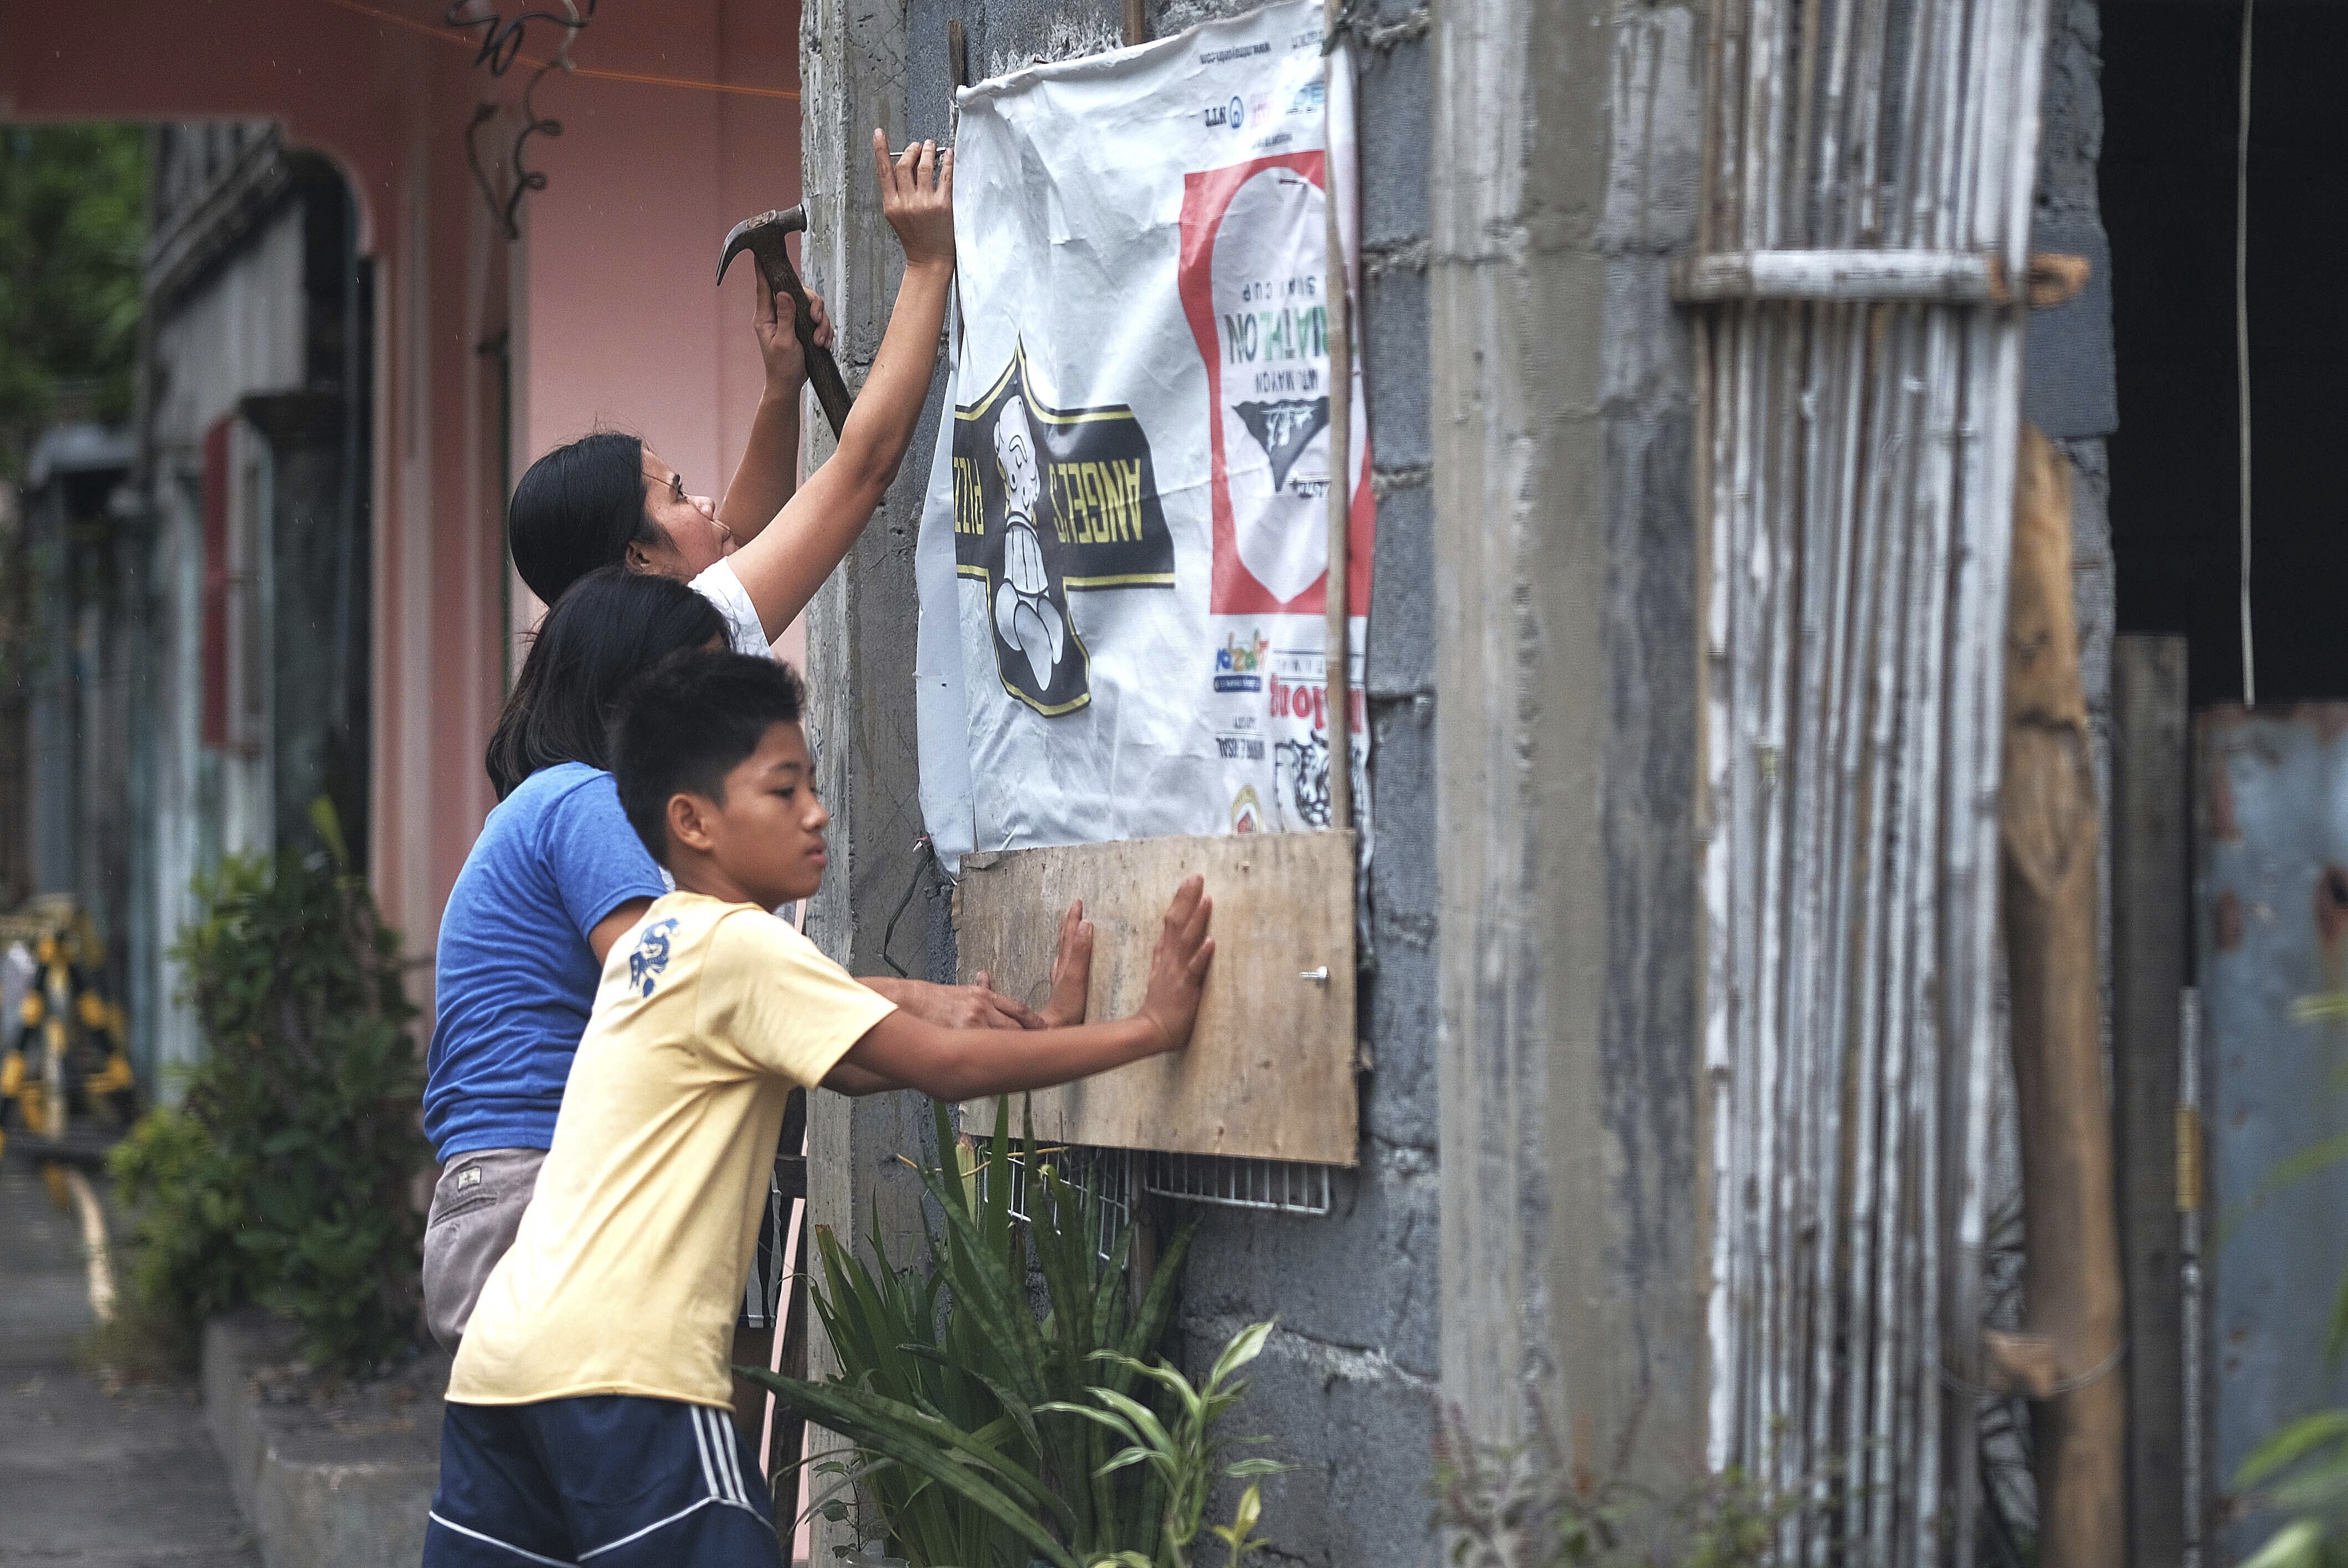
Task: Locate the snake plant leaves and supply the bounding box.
[2240,1411,2348,1487]
[2239,1519,2325,1568]
[740,1369,1081,1567]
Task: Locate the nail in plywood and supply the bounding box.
[955,831,1358,1167]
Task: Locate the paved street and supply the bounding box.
[0,1164,259,1567]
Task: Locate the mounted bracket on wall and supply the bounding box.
[445,0,599,239]
[955,831,1358,1168]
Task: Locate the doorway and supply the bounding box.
[2106,0,2348,709]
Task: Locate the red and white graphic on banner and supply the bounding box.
[1180,152,1371,833]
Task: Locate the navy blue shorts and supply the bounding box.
[424,1395,780,1567]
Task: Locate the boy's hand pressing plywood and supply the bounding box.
[825,877,1211,1102]
[1037,899,1096,1029]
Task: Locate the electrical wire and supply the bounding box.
[2237,0,2257,708]
[315,0,801,100]
[1938,1336,2128,1401]
[879,838,942,978]
[444,0,594,76]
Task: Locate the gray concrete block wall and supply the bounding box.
[890,0,1443,1560]
[1159,6,1443,1562]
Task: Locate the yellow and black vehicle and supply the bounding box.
[0,898,137,1171]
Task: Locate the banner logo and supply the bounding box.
[626,918,680,998]
[1177,152,1373,617]
[952,344,1175,716]
[1233,397,1329,489]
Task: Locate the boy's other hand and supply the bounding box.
[754,274,831,399]
[891,975,1041,1032]
[1135,875,1214,1056]
[873,130,954,270]
[1038,900,1095,1028]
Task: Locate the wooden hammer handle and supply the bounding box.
[790,285,857,441]
[769,255,855,440]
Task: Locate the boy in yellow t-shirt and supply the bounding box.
[425,651,1215,1568]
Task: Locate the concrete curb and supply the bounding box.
[202,1313,443,1568]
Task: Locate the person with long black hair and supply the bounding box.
[507,132,952,658]
[423,570,1037,1353]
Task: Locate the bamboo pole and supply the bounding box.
[1321,19,1352,835]
[1951,6,2054,1553]
[1687,5,2056,1552]
[1697,0,1743,1482]
[2000,425,2128,1568]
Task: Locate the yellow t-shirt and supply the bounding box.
[447,891,894,1410]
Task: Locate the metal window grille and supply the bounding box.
[1142,1150,1332,1216]
[974,1142,1135,1265]
[976,1144,1338,1245]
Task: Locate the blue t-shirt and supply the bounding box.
[424,762,670,1161]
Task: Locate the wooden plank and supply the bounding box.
[2112,633,2190,1568]
[955,831,1357,1166]
[2002,427,2127,1567]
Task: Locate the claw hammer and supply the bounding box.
[718,207,856,440]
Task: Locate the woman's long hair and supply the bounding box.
[485,566,727,800]
[507,430,656,607]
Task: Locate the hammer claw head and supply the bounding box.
[717,205,810,285]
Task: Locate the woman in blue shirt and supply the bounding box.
[422,569,718,1348]
[423,568,1038,1350]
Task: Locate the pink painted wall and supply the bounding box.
[2,0,802,1005]
[509,0,809,661]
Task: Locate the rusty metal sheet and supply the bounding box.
[2195,705,2348,1561]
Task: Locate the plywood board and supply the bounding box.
[955,831,1357,1166]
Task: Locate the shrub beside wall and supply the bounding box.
[111,803,426,1376]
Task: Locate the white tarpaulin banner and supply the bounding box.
[915,0,1370,869]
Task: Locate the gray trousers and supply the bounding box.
[420,1148,545,1353]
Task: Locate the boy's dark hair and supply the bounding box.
[611,649,807,862]
[485,567,727,800]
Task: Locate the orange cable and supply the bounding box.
[568,64,796,101]
[316,0,801,101]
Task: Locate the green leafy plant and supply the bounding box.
[109,800,425,1375]
[2233,1416,2348,1568]
[0,124,145,476]
[109,1101,254,1328]
[745,1100,1211,1568]
[1041,1317,1290,1568]
[1206,1480,1271,1568]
